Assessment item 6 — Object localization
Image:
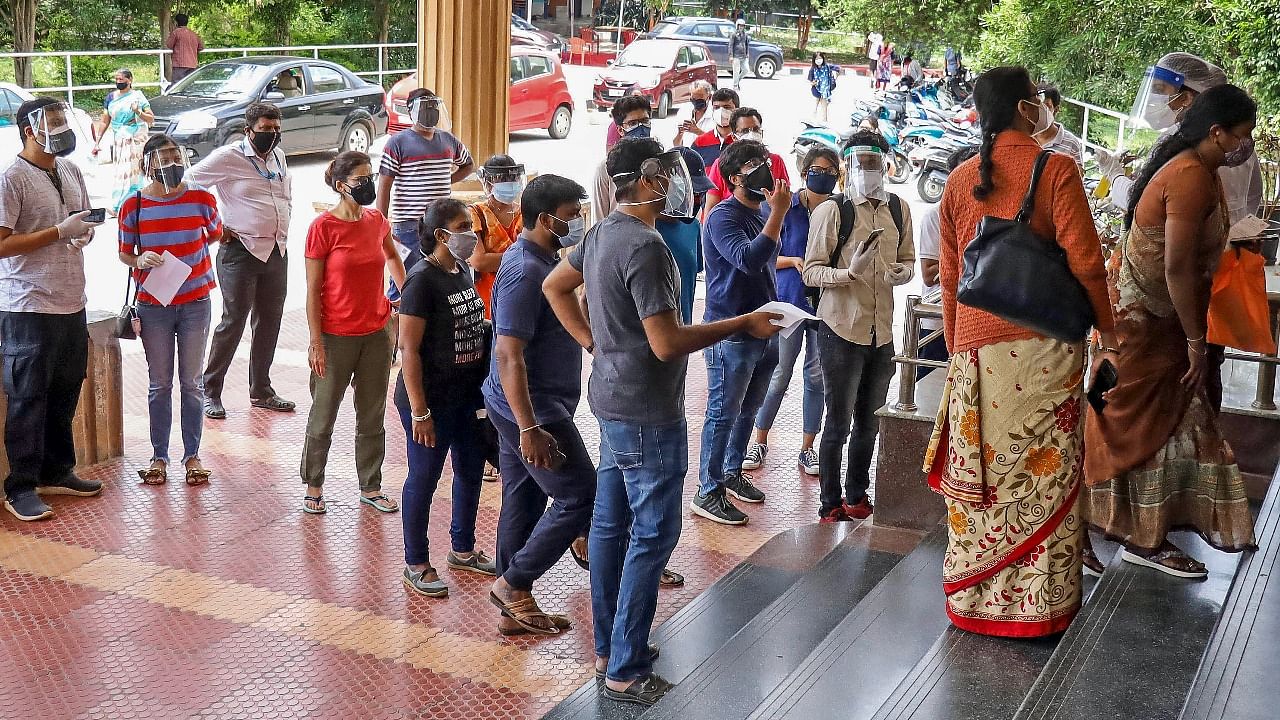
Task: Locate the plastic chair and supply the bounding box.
[568,37,588,65]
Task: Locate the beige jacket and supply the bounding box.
[802,195,914,346]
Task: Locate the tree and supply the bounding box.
[4,0,38,87]
[821,0,988,52]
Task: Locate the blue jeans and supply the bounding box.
[399,402,487,566]
[137,299,211,464]
[755,320,824,435]
[699,336,779,495]
[389,221,423,303]
[592,418,687,683]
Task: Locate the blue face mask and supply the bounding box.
[692,98,708,112]
[805,170,838,195]
[491,181,522,204]
[624,124,652,139]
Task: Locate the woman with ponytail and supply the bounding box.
[1084,85,1258,577]
[924,66,1116,638]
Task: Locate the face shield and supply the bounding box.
[1128,65,1187,131]
[843,145,888,201]
[411,95,452,132]
[480,162,527,205]
[614,150,694,218]
[142,144,191,193]
[25,102,81,157]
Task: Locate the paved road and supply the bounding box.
[72,64,934,323]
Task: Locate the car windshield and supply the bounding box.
[511,14,535,31]
[651,22,680,36]
[167,63,272,99]
[617,42,677,69]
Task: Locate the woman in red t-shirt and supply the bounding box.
[300,151,407,515]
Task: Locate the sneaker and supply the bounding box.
[723,471,765,504]
[690,489,748,525]
[37,473,103,497]
[843,497,874,520]
[741,443,767,471]
[447,550,498,576]
[819,506,851,524]
[403,566,449,597]
[798,449,819,476]
[4,493,53,521]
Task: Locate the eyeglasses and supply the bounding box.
[620,120,652,132]
[740,158,770,174]
[806,167,838,176]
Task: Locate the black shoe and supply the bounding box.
[37,473,103,497]
[4,492,53,521]
[251,395,296,413]
[204,398,226,419]
[595,644,661,679]
[602,673,674,707]
[690,489,748,525]
[722,471,765,504]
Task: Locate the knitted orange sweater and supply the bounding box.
[938,131,1115,353]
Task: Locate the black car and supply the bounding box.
[149,56,389,162]
[648,17,785,79]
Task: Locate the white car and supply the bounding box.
[1,83,99,167]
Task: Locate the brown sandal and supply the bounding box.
[500,612,571,636]
[137,467,167,485]
[488,592,561,635]
[185,461,211,486]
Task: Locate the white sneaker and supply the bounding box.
[742,443,767,471]
[798,448,819,476]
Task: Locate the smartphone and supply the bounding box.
[860,228,885,249]
[79,208,106,223]
[1087,359,1118,413]
[547,446,567,472]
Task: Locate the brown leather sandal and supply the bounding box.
[137,467,167,485]
[488,592,561,635]
[185,462,211,486]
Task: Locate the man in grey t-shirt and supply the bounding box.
[544,138,780,707]
[0,98,106,521]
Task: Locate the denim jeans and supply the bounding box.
[137,299,211,464]
[389,221,424,303]
[592,418,687,683]
[816,325,895,514]
[755,320,824,435]
[0,310,87,499]
[399,401,487,566]
[732,57,750,89]
[699,336,779,496]
[488,408,596,590]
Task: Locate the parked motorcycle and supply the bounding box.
[908,135,980,203]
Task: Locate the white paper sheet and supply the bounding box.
[755,300,820,339]
[141,251,193,307]
[393,239,412,262]
[1229,214,1270,240]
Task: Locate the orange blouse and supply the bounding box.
[469,202,522,319]
[938,131,1115,353]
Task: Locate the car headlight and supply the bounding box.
[173,111,219,134]
[642,75,662,89]
[594,75,605,85]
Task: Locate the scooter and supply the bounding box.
[909,135,980,203]
[793,112,912,184]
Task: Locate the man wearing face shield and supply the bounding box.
[0,98,105,521]
[703,107,792,216]
[543,138,782,706]
[693,139,791,526]
[803,134,914,523]
[656,147,714,324]
[469,155,526,318]
[376,88,475,298]
[189,102,295,418]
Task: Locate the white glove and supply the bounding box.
[1095,148,1123,180]
[884,262,914,286]
[135,251,165,269]
[844,237,879,280]
[56,210,102,242]
[68,226,94,249]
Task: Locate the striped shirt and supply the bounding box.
[378,129,472,224]
[118,187,222,306]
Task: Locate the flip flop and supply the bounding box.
[488,592,560,636]
[500,612,572,636]
[302,495,327,515]
[359,494,399,513]
[1121,548,1208,579]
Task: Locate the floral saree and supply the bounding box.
[924,337,1085,638]
[107,89,150,212]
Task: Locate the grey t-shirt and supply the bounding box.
[0,157,90,314]
[569,211,685,425]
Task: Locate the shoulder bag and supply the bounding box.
[113,191,141,340]
[956,150,1096,342]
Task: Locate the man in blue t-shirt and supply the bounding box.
[481,174,592,636]
[693,139,790,527]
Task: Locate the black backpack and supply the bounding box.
[804,193,904,310]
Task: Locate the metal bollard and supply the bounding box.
[896,295,922,413]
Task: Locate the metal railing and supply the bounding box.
[1061,96,1130,153]
[1,42,416,105]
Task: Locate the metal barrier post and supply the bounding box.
[1081,106,1090,147]
[896,295,922,412]
[1254,304,1280,411]
[64,54,74,103]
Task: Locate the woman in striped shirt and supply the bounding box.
[118,135,223,486]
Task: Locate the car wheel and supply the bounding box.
[656,91,672,120]
[754,56,779,79]
[341,121,372,154]
[548,105,573,140]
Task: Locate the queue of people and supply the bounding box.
[0,48,1268,712]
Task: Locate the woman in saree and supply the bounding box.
[924,66,1118,637]
[875,44,894,91]
[1084,84,1257,578]
[93,68,154,213]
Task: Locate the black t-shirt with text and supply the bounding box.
[393,257,488,411]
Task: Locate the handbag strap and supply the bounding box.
[123,190,141,305]
[1015,150,1054,224]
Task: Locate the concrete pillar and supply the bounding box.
[418,0,511,166]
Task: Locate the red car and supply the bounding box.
[591,38,718,119]
[386,46,574,139]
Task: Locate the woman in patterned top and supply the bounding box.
[93,68,154,213]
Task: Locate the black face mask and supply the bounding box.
[37,129,77,157]
[416,105,440,129]
[115,81,129,90]
[692,98,708,112]
[742,162,773,199]
[152,165,185,188]
[346,179,377,206]
[249,130,281,155]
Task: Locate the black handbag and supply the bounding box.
[956,150,1096,343]
[113,191,141,340]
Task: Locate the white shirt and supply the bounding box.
[915,205,942,331]
[867,33,883,60]
[187,140,292,262]
[673,104,714,147]
[905,60,923,81]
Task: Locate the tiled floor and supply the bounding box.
[0,305,841,719]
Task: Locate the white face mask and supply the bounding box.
[1142,93,1179,131]
[715,107,733,127]
[1022,100,1055,135]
